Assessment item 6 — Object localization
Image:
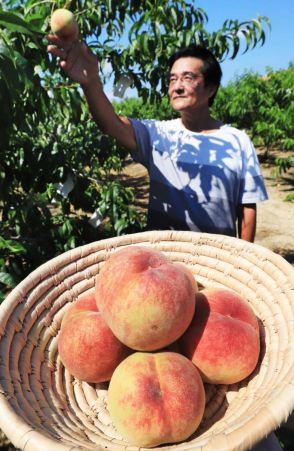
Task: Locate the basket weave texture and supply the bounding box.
[0,231,293,451]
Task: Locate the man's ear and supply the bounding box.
[207,84,217,99]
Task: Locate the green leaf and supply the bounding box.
[106,0,113,15]
[0,10,38,36]
[230,34,240,60]
[170,6,178,27]
[140,31,150,54]
[128,12,149,40]
[0,237,26,253]
[0,271,16,288]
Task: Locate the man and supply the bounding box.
[47,37,268,243]
[47,36,283,451]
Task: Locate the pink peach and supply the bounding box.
[50,9,79,39]
[58,294,131,383]
[108,351,205,447]
[61,293,97,327]
[179,288,260,384]
[95,246,197,351]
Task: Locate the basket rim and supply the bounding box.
[0,230,293,451]
[2,230,294,308]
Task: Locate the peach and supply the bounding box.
[173,262,198,293]
[179,288,260,384]
[58,294,131,383]
[108,351,205,447]
[95,246,197,351]
[61,292,97,326]
[50,8,79,39]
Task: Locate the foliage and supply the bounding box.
[284,193,294,203]
[113,96,177,119]
[271,156,294,179]
[0,0,271,100]
[212,64,294,156]
[211,63,294,193]
[212,64,294,204]
[0,0,274,301]
[0,237,26,302]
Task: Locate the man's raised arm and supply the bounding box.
[47,35,137,152]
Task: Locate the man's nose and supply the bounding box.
[173,80,185,93]
[174,77,184,89]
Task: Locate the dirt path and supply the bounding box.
[254,162,294,264]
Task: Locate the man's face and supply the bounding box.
[168,57,215,112]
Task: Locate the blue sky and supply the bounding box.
[195,0,294,85]
[107,1,294,98]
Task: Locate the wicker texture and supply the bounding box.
[0,231,293,451]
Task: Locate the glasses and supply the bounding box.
[167,71,203,87]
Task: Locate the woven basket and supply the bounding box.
[0,231,293,451]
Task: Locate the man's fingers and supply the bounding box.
[47,34,63,47]
[47,33,79,52]
[47,39,82,67]
[47,36,98,79]
[47,44,67,61]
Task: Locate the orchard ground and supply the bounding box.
[254,154,294,264]
[0,150,293,450]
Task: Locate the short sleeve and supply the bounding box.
[128,118,153,167]
[238,134,268,204]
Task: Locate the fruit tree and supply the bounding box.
[0,0,270,299]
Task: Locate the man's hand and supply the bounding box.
[47,35,100,88]
[47,34,137,152]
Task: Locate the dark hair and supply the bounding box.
[168,45,222,106]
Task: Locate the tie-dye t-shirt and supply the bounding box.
[129,118,268,236]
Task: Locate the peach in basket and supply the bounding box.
[0,231,293,451]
